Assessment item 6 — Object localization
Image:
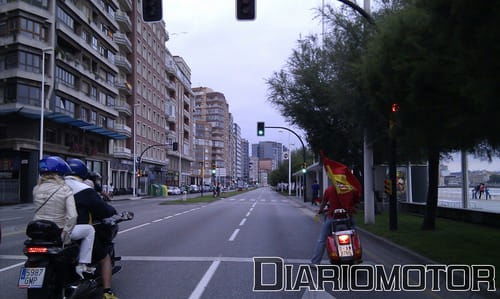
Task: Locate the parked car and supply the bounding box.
[168,186,181,195]
[189,185,199,193]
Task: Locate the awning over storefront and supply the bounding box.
[0,106,128,140]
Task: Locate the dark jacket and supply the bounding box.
[65,176,116,224]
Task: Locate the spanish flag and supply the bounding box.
[320,152,362,210]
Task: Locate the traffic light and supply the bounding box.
[211,169,216,175]
[301,162,307,173]
[236,0,255,20]
[257,122,265,136]
[142,0,162,22]
[391,103,400,113]
[384,179,392,195]
[172,142,178,151]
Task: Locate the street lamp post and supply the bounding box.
[132,103,141,197]
[39,47,53,160]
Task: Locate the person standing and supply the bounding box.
[311,180,320,206]
[479,183,485,199]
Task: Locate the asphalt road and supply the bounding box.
[0,187,489,298]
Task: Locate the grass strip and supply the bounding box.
[354,211,500,285]
[160,188,257,205]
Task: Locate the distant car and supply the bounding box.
[168,186,181,195]
[189,185,199,193]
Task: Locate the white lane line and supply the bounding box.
[0,255,26,260]
[163,216,173,220]
[188,260,221,299]
[249,208,254,212]
[271,199,276,202]
[260,199,266,202]
[239,198,245,201]
[239,218,247,226]
[245,212,251,217]
[229,198,236,201]
[0,262,25,273]
[174,213,182,216]
[252,203,257,207]
[118,223,151,234]
[1,216,24,221]
[228,229,240,241]
[152,219,163,223]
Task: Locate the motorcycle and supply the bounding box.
[19,211,134,299]
[325,208,362,264]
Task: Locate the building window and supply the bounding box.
[90,86,97,100]
[18,17,47,41]
[107,118,114,129]
[55,66,75,87]
[90,111,97,124]
[18,51,41,73]
[97,114,106,127]
[56,6,74,29]
[4,83,40,106]
[54,96,75,117]
[80,107,89,121]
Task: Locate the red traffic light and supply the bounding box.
[391,103,400,113]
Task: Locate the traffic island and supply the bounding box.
[159,188,257,205]
[354,211,500,288]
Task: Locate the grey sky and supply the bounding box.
[164,0,326,151]
[162,1,499,172]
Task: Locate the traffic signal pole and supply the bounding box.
[264,126,308,203]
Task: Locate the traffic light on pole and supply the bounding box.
[301,162,307,173]
[142,0,162,22]
[257,122,265,136]
[236,0,255,20]
[391,103,400,113]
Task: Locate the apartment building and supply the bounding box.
[132,3,170,194]
[0,0,131,203]
[233,123,242,182]
[241,138,249,183]
[193,87,232,186]
[164,52,194,186]
[252,141,284,171]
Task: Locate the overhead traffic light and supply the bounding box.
[236,0,255,20]
[257,122,265,136]
[142,0,162,22]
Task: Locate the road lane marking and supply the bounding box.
[164,216,173,220]
[281,200,287,203]
[118,223,151,234]
[271,199,276,202]
[239,198,245,201]
[302,289,336,299]
[245,212,251,217]
[0,262,24,273]
[188,260,221,299]
[249,208,253,212]
[152,219,163,223]
[239,218,247,226]
[228,229,240,241]
[260,199,266,202]
[230,199,236,201]
[252,202,257,207]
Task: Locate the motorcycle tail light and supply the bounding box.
[337,234,350,245]
[26,247,49,254]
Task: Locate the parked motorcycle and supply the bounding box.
[19,211,134,299]
[325,209,362,264]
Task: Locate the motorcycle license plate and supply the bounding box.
[18,267,45,288]
[338,245,353,257]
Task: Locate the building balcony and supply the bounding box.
[115,11,132,32]
[115,55,132,73]
[113,146,132,159]
[114,33,132,54]
[165,113,176,122]
[112,100,132,116]
[114,123,132,137]
[165,79,176,91]
[115,79,132,95]
[118,0,132,12]
[89,0,119,30]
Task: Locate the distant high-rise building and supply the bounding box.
[233,123,242,181]
[241,139,250,182]
[251,141,284,171]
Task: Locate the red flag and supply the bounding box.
[320,152,362,212]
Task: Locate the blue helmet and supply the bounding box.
[67,158,89,179]
[39,156,72,176]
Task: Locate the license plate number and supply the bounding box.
[338,245,353,257]
[18,267,46,288]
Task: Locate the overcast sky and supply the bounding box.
[162,0,499,172]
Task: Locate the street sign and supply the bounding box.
[283,152,289,160]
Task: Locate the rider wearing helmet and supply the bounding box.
[33,156,96,278]
[65,158,118,299]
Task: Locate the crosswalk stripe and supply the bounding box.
[260,199,266,202]
[239,198,245,201]
[271,199,276,202]
[229,199,236,201]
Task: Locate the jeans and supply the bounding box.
[70,224,95,264]
[311,217,334,264]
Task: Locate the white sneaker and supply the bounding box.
[75,264,96,279]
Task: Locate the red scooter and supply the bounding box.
[325,209,362,264]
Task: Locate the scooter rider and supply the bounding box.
[311,183,359,265]
[65,158,119,299]
[32,156,96,278]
